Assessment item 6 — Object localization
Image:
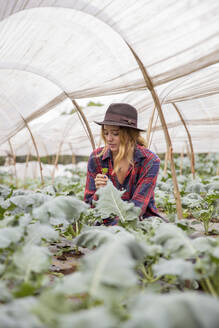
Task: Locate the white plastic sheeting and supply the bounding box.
[0,162,87,180]
[1,102,218,157]
[0,105,106,157]
[0,0,218,155]
[0,69,67,144]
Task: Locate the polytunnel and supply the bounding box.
[0,0,219,218]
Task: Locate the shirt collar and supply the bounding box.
[134,144,146,163]
[102,144,145,162]
[102,147,112,160]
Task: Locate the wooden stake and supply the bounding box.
[186,142,191,161]
[52,140,64,183]
[72,99,96,151]
[72,154,76,166]
[8,139,18,187]
[146,105,156,148]
[24,152,30,181]
[68,143,75,168]
[128,44,183,219]
[179,146,184,176]
[21,116,44,185]
[172,103,195,178]
[33,160,37,179]
[217,154,219,175]
[163,148,169,176]
[43,144,50,164]
[148,112,159,150]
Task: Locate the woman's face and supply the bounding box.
[103,125,120,155]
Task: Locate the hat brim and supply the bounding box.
[94,120,146,132]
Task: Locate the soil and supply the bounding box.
[48,217,219,277]
[49,241,90,275]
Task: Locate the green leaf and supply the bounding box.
[212,247,219,259]
[55,235,145,301]
[0,226,24,249]
[0,297,43,328]
[152,223,196,259]
[206,182,219,193]
[101,168,108,174]
[10,193,52,211]
[13,282,38,298]
[153,258,199,280]
[57,306,117,328]
[54,271,88,295]
[139,243,162,258]
[181,193,203,208]
[75,225,131,249]
[0,184,12,199]
[0,263,5,275]
[13,245,51,280]
[33,196,88,225]
[96,180,140,223]
[192,237,217,254]
[26,222,59,245]
[137,217,163,233]
[82,237,144,299]
[32,291,73,327]
[0,281,11,302]
[185,182,206,194]
[0,199,16,219]
[122,292,219,328]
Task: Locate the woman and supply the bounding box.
[84,103,161,224]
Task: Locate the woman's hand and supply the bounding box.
[95,174,108,189]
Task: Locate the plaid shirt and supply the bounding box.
[84,144,160,219]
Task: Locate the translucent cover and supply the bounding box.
[0,0,218,155]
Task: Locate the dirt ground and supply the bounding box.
[49,219,219,275]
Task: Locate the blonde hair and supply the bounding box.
[99,126,147,175]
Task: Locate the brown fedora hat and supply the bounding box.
[94,103,146,132]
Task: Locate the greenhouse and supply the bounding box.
[0,1,219,327]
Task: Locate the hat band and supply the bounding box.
[105,112,136,127]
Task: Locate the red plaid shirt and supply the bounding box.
[84,144,161,219]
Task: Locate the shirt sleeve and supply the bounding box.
[84,151,101,206]
[130,156,160,216]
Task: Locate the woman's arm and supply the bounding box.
[84,150,108,205]
[130,156,160,216]
[84,152,100,205]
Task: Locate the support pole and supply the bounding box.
[127,44,183,219]
[163,147,171,176]
[72,153,76,166]
[72,99,96,151]
[217,154,219,175]
[43,144,50,164]
[68,143,76,168]
[24,152,30,182]
[69,143,76,166]
[186,141,191,161]
[149,112,159,150]
[146,105,156,148]
[179,146,184,176]
[172,103,195,178]
[8,139,18,187]
[52,140,64,183]
[21,116,44,185]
